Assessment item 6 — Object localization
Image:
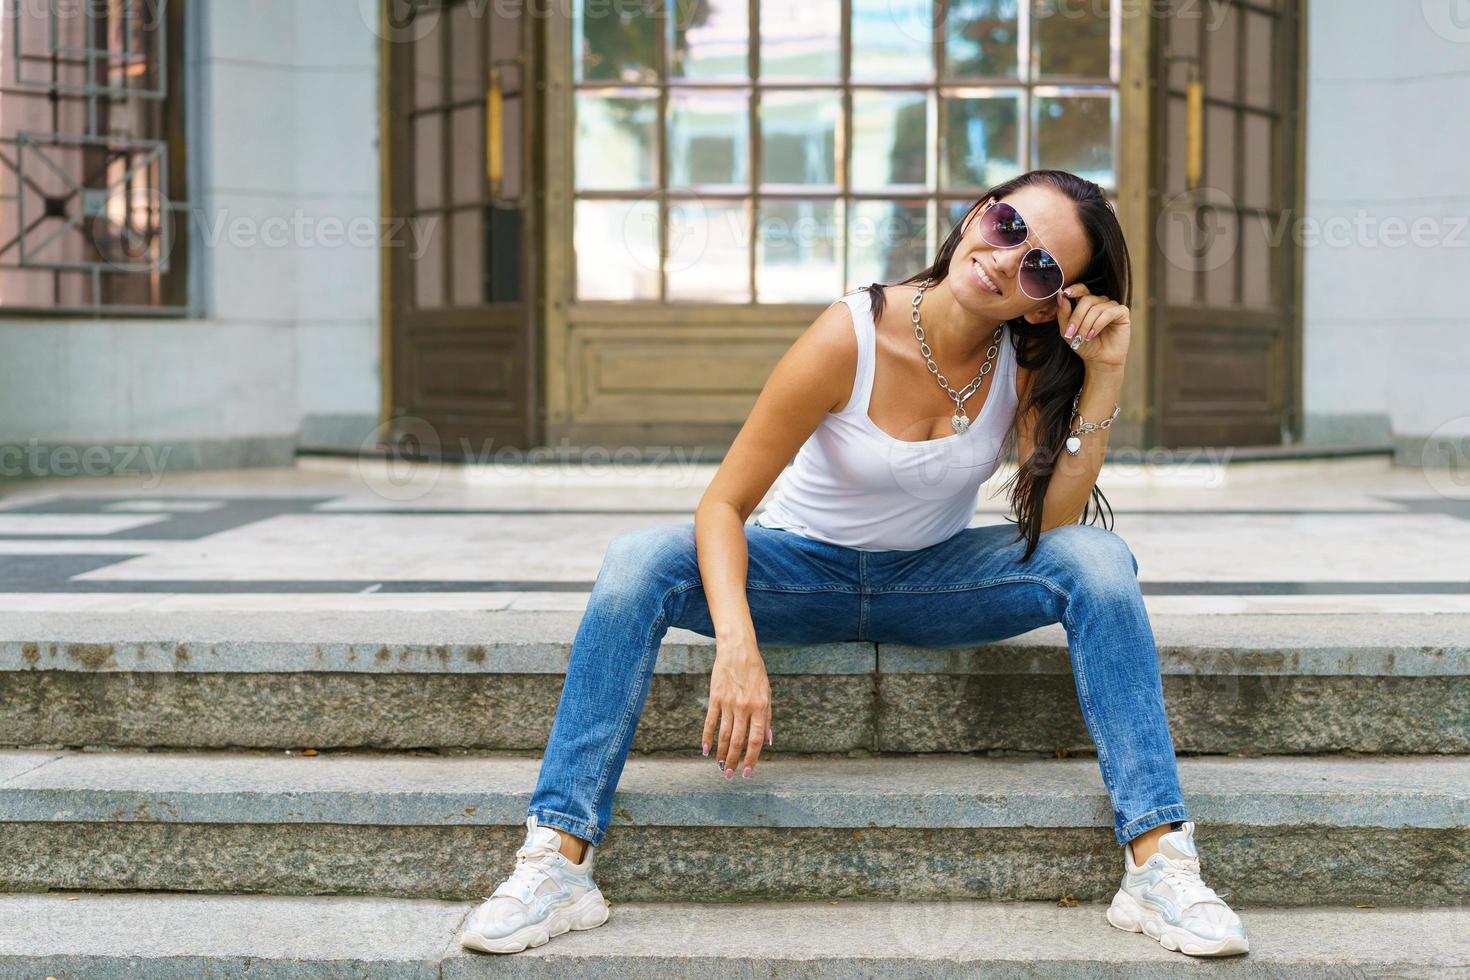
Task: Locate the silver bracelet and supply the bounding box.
[1065,392,1120,455]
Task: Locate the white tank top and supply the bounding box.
[752,286,1019,552]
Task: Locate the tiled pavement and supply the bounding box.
[0,452,1465,615]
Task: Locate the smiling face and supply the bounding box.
[945,183,1093,324]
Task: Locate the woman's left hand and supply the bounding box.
[1056,283,1130,372]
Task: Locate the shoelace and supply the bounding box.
[481,837,561,903]
[1154,855,1230,908]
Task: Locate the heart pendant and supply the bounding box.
[1065,436,1082,454]
[950,413,970,434]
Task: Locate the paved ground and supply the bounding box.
[0,452,1465,616]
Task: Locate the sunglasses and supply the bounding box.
[975,200,1067,301]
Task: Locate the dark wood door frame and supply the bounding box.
[380,0,542,457]
[1145,0,1306,449]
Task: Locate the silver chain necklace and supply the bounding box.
[910,278,1004,435]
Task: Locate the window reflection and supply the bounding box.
[942,93,1023,188]
[570,0,1120,302]
[672,0,749,80]
[760,0,840,80]
[575,198,660,299]
[668,199,751,301]
[851,90,929,190]
[848,200,930,288]
[851,0,934,81]
[760,90,840,188]
[575,93,658,191]
[1034,92,1116,190]
[756,199,843,302]
[945,0,1020,79]
[575,0,659,83]
[668,90,750,189]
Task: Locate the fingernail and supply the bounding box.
[724,767,734,780]
[767,729,773,746]
[742,766,752,778]
[1065,321,1076,338]
[702,742,709,756]
[1063,286,1074,296]
[1085,329,1095,340]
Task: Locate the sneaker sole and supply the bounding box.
[460,888,611,954]
[1106,888,1249,957]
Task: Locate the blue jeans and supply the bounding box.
[528,519,1189,848]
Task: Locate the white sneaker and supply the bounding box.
[459,815,610,954]
[1106,820,1249,957]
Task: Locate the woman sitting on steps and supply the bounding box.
[459,169,1249,959]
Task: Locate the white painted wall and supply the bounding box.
[1302,0,1470,459]
[0,0,383,480]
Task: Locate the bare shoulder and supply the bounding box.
[696,292,864,520]
[780,291,861,414]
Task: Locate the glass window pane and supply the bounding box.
[1206,1,1239,100]
[756,199,843,302]
[415,215,445,309]
[1243,10,1274,108]
[413,19,443,108]
[851,90,929,190]
[760,90,840,188]
[848,199,929,288]
[449,2,483,102]
[488,206,522,302]
[941,92,1022,189]
[1032,0,1111,80]
[1242,112,1272,210]
[667,199,751,301]
[668,90,750,189]
[576,92,658,191]
[1160,200,1198,305]
[575,198,660,299]
[575,0,658,83]
[451,208,485,306]
[760,0,840,80]
[414,112,443,209]
[1034,92,1115,189]
[851,0,935,82]
[1205,102,1233,189]
[944,0,1019,79]
[451,105,483,204]
[672,0,749,80]
[1241,212,1273,309]
[1204,209,1238,306]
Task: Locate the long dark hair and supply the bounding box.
[864,169,1129,562]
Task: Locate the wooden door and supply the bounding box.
[384,0,537,454]
[1150,0,1303,447]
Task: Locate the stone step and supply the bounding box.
[3,610,1467,755]
[0,891,1465,978]
[2,749,1466,906]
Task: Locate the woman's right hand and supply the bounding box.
[702,631,772,778]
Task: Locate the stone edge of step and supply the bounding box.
[0,893,1467,973]
[1,750,1467,831]
[3,610,1469,676]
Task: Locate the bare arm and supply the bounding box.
[693,297,859,777]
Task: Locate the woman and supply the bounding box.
[460,170,1249,959]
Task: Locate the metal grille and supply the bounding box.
[0,0,188,314]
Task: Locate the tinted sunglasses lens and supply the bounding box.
[1019,248,1064,299]
[980,202,1028,247]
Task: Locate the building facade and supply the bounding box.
[0,0,1464,477]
